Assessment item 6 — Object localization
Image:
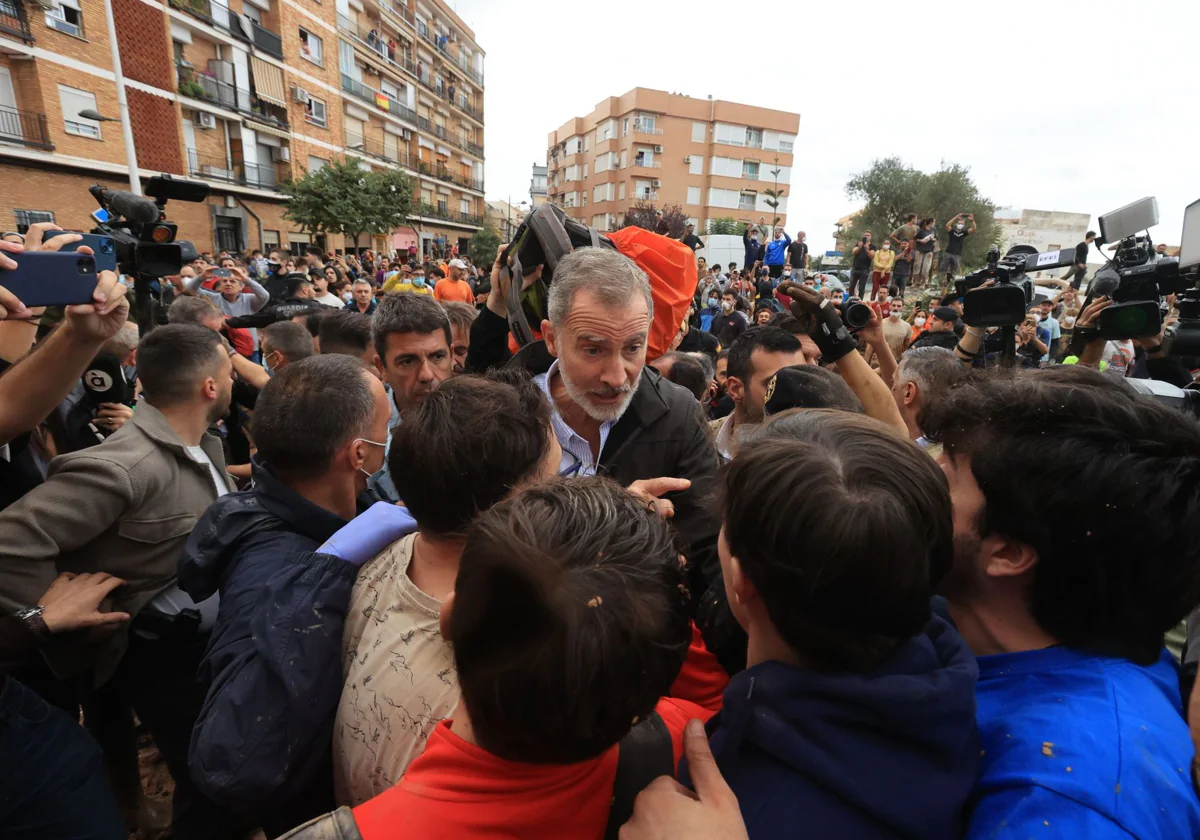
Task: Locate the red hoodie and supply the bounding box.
[670,622,728,713]
[353,697,712,840]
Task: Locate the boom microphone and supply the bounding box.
[89,186,160,223]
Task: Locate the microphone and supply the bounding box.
[90,186,160,223]
[1089,265,1121,298]
[81,353,129,407]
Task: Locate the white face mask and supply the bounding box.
[914,316,927,327]
[956,223,965,231]
[721,300,734,313]
[890,311,902,319]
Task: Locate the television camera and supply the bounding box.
[88,175,210,333]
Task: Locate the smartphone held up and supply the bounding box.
[0,249,100,308]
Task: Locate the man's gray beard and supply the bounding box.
[559,364,640,423]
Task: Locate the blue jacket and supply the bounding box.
[698,305,721,332]
[764,232,791,266]
[683,616,979,840]
[742,229,764,267]
[178,462,354,835]
[968,646,1200,840]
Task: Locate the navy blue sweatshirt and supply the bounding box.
[682,616,979,840]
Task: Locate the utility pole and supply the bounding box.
[104,0,141,194]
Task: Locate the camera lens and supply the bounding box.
[843,301,872,330]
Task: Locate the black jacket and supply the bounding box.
[907,330,959,352]
[178,461,354,836]
[466,307,721,588]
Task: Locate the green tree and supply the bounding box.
[282,157,413,245]
[469,225,501,269]
[706,217,747,236]
[841,157,999,280]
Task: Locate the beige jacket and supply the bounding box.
[0,402,233,682]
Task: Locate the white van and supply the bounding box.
[695,234,746,272]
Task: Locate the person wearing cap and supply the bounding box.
[906,307,960,352]
[433,259,475,304]
[681,223,704,253]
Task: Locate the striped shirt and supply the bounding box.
[533,361,615,477]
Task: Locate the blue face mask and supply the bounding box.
[413,277,425,287]
[707,297,718,307]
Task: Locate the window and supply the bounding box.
[739,191,757,210]
[581,193,587,207]
[565,136,581,155]
[437,198,448,215]
[622,117,629,137]
[14,210,55,227]
[460,198,470,215]
[262,229,280,250]
[778,136,795,153]
[304,96,327,127]
[691,121,706,143]
[707,188,741,209]
[58,85,101,138]
[299,28,323,66]
[618,181,626,200]
[307,155,327,172]
[746,128,763,149]
[714,123,746,147]
[45,0,82,37]
[582,163,588,178]
[583,133,590,152]
[593,183,613,202]
[595,152,615,173]
[687,186,701,206]
[742,161,759,180]
[689,155,703,175]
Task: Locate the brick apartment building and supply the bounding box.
[546,88,799,233]
[0,0,484,256]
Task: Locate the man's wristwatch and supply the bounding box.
[15,605,51,641]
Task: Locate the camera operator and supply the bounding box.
[1067,296,1194,387]
[0,324,246,840]
[0,227,130,448]
[923,366,1200,837]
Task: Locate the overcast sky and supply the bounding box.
[451,0,1198,254]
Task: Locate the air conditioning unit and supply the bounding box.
[653,145,663,153]
[651,179,661,187]
[683,155,691,164]
[271,146,291,162]
[193,112,216,130]
[291,86,311,104]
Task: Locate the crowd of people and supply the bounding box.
[0,213,1199,840]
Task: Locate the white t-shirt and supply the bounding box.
[1102,339,1135,378]
[315,292,342,308]
[186,445,229,497]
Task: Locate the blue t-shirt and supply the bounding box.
[968,646,1200,840]
[1039,315,1061,362]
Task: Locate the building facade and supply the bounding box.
[484,198,523,242]
[0,0,484,257]
[545,88,798,233]
[995,208,1093,266]
[529,161,546,207]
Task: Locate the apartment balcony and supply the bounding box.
[186,147,286,191]
[632,121,663,136]
[377,0,415,29]
[249,20,283,59]
[415,160,483,192]
[337,14,420,78]
[177,64,288,128]
[0,0,33,41]
[0,105,53,150]
[413,201,482,227]
[628,158,661,170]
[341,72,380,107]
[636,191,660,202]
[345,130,409,167]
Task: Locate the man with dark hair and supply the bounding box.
[711,290,748,349]
[907,306,960,351]
[924,366,1200,838]
[1062,230,1097,289]
[334,370,562,804]
[654,351,710,402]
[677,301,720,361]
[262,321,315,374]
[892,346,968,445]
[848,232,874,298]
[742,216,766,270]
[369,293,453,501]
[304,245,326,272]
[689,410,978,838]
[0,324,240,839]
[941,213,976,284]
[225,275,324,330]
[289,479,710,840]
[180,355,391,834]
[713,327,806,461]
[319,310,375,369]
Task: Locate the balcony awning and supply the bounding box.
[250,56,286,107]
[246,119,290,140]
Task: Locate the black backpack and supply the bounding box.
[603,711,675,839]
[500,204,614,347]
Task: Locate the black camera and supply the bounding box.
[837,297,872,331]
[956,244,1041,328]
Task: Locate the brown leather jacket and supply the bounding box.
[0,402,233,683]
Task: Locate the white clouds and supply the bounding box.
[455,0,1199,252]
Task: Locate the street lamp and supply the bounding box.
[93,0,141,194]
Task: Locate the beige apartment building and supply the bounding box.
[546,88,799,233]
[0,0,484,256]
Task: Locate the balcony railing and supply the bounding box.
[415,161,482,192]
[380,0,414,28]
[0,105,53,150]
[250,20,283,59]
[413,201,482,226]
[341,72,379,107]
[0,0,31,41]
[337,13,419,76]
[632,122,663,136]
[340,71,482,159]
[186,148,286,191]
[637,191,660,202]
[345,130,409,167]
[177,64,288,128]
[629,158,661,169]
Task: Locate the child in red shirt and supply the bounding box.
[279,478,714,840]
